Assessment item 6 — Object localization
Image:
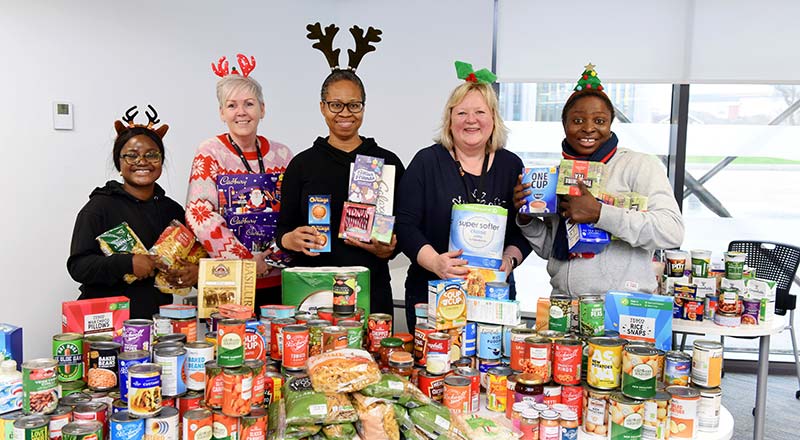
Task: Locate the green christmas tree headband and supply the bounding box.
[573,62,604,92]
[455,61,496,84]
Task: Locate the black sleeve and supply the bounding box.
[386,153,406,259]
[504,155,533,260]
[66,209,134,286]
[395,151,432,263]
[276,157,304,253]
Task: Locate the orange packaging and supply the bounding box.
[212,410,238,440]
[204,361,223,409]
[221,366,253,417]
[543,383,562,407]
[244,328,267,362]
[443,376,471,413]
[367,314,392,352]
[510,328,535,371]
[282,325,309,370]
[667,386,700,439]
[240,406,268,440]
[171,318,197,342]
[182,408,212,440]
[486,369,508,412]
[562,385,584,424]
[244,360,265,406]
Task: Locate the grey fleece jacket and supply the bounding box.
[518,148,684,297]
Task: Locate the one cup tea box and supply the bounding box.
[428,279,467,330]
[519,166,558,216]
[449,204,507,270]
[197,258,256,319]
[604,291,673,351]
[556,159,606,197]
[745,278,777,322]
[566,219,610,254]
[62,296,130,339]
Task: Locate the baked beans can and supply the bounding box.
[22,358,60,415]
[110,411,145,440]
[240,406,267,440]
[413,323,436,366]
[477,324,502,360]
[332,273,357,315]
[243,360,264,406]
[320,326,348,353]
[203,361,223,409]
[182,408,212,440]
[153,314,173,338]
[663,351,691,386]
[622,345,659,400]
[221,366,252,417]
[306,319,330,357]
[553,338,581,385]
[561,384,583,424]
[542,383,561,407]
[586,337,624,390]
[118,350,150,403]
[126,363,161,418]
[81,335,111,384]
[509,328,535,371]
[58,393,92,409]
[425,332,450,375]
[53,334,83,383]
[666,385,700,439]
[145,405,179,440]
[339,320,364,349]
[269,318,295,362]
[47,405,72,440]
[695,386,721,432]
[263,371,282,406]
[643,391,670,440]
[87,342,121,392]
[583,386,612,437]
[61,420,102,440]
[211,410,238,440]
[367,314,392,353]
[608,392,644,440]
[153,344,187,397]
[453,367,480,412]
[549,295,572,333]
[170,318,197,343]
[443,376,471,413]
[522,336,551,383]
[122,319,154,352]
[217,319,245,367]
[417,371,445,403]
[282,325,309,370]
[691,340,722,388]
[185,342,215,392]
[462,322,477,357]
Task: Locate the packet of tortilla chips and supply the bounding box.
[96,222,148,284]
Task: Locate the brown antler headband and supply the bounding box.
[114,104,169,139]
[307,22,382,72]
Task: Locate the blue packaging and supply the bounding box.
[462,322,477,357]
[566,220,610,254]
[118,351,149,403]
[520,166,558,216]
[308,195,331,225]
[311,225,331,253]
[477,324,502,360]
[604,291,673,351]
[449,204,507,270]
[0,324,22,368]
[485,282,509,300]
[111,411,146,440]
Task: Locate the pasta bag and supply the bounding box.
[351,393,399,440]
[96,222,148,284]
[306,349,381,394]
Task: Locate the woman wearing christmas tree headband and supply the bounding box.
[396,61,533,328]
[514,64,684,297]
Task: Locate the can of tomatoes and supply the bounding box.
[553,337,582,385]
[281,325,309,370]
[367,314,392,353]
[221,366,253,417]
[269,318,296,362]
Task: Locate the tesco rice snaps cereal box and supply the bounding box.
[0,324,22,367]
[519,166,558,216]
[62,296,130,339]
[604,291,672,351]
[449,204,507,270]
[556,159,606,197]
[428,279,467,330]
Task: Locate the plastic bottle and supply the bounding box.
[0,360,22,413]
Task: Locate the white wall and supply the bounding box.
[0,0,493,359]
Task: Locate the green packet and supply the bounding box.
[360,373,432,408]
[96,222,148,255]
[267,398,323,440]
[284,376,357,426]
[321,423,356,440]
[409,403,452,436]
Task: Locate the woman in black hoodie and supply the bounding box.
[67,110,194,318]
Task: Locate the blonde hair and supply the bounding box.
[436,82,508,152]
[216,75,265,107]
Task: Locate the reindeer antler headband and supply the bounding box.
[114,105,169,139]
[211,53,257,78]
[306,22,382,72]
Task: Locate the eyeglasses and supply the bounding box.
[120,151,162,165]
[322,100,364,114]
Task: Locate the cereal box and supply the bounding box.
[197,259,257,319]
[0,324,22,367]
[308,195,330,225]
[520,166,558,216]
[566,219,610,254]
[370,214,395,244]
[449,204,507,270]
[428,279,467,330]
[604,291,673,351]
[348,154,384,205]
[556,160,606,197]
[62,296,130,339]
[465,296,521,326]
[338,202,376,242]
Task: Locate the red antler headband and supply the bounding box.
[211,53,257,78]
[114,104,169,139]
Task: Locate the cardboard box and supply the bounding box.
[197,259,256,319]
[371,214,395,244]
[663,275,691,296]
[466,296,521,326]
[282,267,371,316]
[604,291,673,351]
[556,160,606,197]
[449,204,507,270]
[721,277,746,293]
[745,278,777,322]
[464,268,507,297]
[0,324,22,367]
[428,279,467,330]
[520,166,558,216]
[339,202,376,242]
[348,154,384,205]
[566,220,610,254]
[62,296,130,338]
[691,277,716,299]
[308,195,331,225]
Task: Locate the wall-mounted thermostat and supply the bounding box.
[53,102,73,130]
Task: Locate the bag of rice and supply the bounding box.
[360,373,431,408]
[351,393,399,440]
[284,376,357,426]
[96,222,148,283]
[306,349,381,393]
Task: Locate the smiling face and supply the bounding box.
[220,87,265,141]
[563,95,613,155]
[321,79,364,146]
[450,89,494,153]
[120,135,163,190]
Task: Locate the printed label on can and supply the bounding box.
[587,342,622,390]
[129,374,162,417]
[154,351,187,397]
[123,324,152,352]
[23,362,60,414]
[119,353,149,403]
[218,322,245,367]
[185,346,215,392]
[111,417,145,440]
[53,336,83,383]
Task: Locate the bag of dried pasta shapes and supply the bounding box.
[96,222,149,284]
[360,373,431,408]
[306,349,381,393]
[284,375,357,426]
[320,422,358,440]
[150,220,197,294]
[351,393,399,440]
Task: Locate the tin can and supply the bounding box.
[293,312,315,326]
[521,336,550,383]
[608,392,644,440]
[714,310,741,327]
[61,421,102,440]
[695,386,721,432]
[204,361,223,409]
[306,319,330,357]
[643,391,670,440]
[53,334,83,383]
[170,318,197,343]
[239,406,267,440]
[315,307,334,323]
[72,402,107,429]
[504,374,517,419]
[157,335,187,348]
[59,393,91,409]
[742,298,761,325]
[176,391,202,422]
[461,322,477,357]
[367,314,392,353]
[453,367,479,412]
[663,351,691,386]
[244,320,268,362]
[542,383,561,407]
[586,337,624,390]
[417,371,445,403]
[269,318,295,361]
[339,320,364,350]
[183,342,214,392]
[111,400,126,415]
[704,296,718,321]
[110,411,145,440]
[477,324,502,360]
[22,359,60,415]
[579,295,605,337]
[321,326,348,353]
[425,333,450,375]
[217,319,245,367]
[622,345,658,399]
[257,318,271,356]
[553,338,581,385]
[182,408,212,440]
[485,282,509,300]
[485,367,509,412]
[691,340,722,388]
[549,295,572,333]
[58,381,85,398]
[478,358,502,390]
[145,405,179,440]
[413,323,436,366]
[126,363,161,417]
[443,376,471,413]
[161,396,175,408]
[207,313,223,333]
[241,360,263,407]
[153,344,186,397]
[118,350,149,403]
[47,405,72,440]
[282,325,309,370]
[153,314,173,338]
[509,328,535,372]
[718,288,739,314]
[87,342,120,392]
[263,371,282,406]
[332,273,357,314]
[122,319,154,352]
[583,386,612,437]
[502,325,522,359]
[1,412,24,440]
[80,335,110,384]
[221,366,252,417]
[211,410,237,440]
[562,385,583,424]
[666,386,700,439]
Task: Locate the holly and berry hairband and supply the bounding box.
[306,22,382,72]
[114,105,168,139]
[211,53,257,78]
[573,62,604,92]
[455,61,497,84]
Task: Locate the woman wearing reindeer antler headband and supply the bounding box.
[276,23,405,317]
[185,54,294,306]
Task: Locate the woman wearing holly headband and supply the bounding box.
[395,61,533,328]
[185,54,294,307]
[276,23,405,317]
[514,63,684,297]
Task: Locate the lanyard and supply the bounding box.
[227,134,265,174]
[453,149,489,203]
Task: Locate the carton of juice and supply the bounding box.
[427,279,467,330]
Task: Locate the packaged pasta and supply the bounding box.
[306,349,381,394]
[321,422,358,440]
[360,373,431,408]
[151,221,203,295]
[96,222,148,283]
[352,393,400,440]
[451,413,519,440]
[284,375,357,426]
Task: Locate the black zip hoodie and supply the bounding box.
[67,180,184,318]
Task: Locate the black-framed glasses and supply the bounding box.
[120,151,162,165]
[322,100,364,113]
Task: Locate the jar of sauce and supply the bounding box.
[515,373,545,405]
[379,337,404,371]
[388,351,413,379]
[539,409,560,440]
[520,408,540,440]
